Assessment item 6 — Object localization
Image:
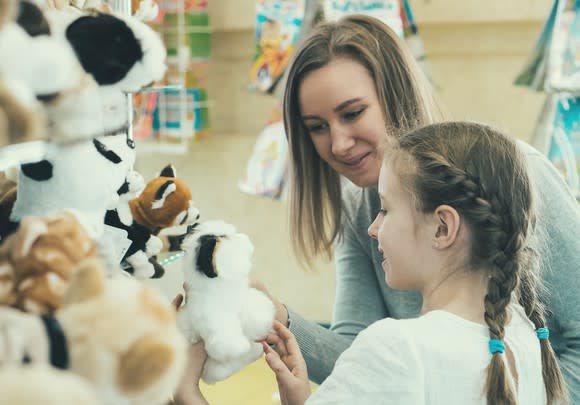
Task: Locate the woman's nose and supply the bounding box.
[330,126,355,157]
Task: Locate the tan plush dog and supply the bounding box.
[0,211,97,314]
[0,258,187,405]
[57,258,187,405]
[0,366,101,405]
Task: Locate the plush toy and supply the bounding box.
[0,211,97,314]
[105,164,200,279]
[178,220,275,384]
[0,366,100,405]
[0,257,187,405]
[7,130,136,241]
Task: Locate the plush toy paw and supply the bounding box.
[145,235,163,256]
[202,343,263,384]
[205,333,251,362]
[125,251,155,279]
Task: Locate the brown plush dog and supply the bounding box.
[0,211,97,314]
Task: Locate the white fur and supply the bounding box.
[0,366,100,405]
[11,133,136,238]
[178,220,275,384]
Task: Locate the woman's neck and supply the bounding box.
[420,268,490,325]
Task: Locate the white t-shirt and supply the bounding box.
[307,305,546,404]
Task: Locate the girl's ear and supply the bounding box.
[432,205,461,249]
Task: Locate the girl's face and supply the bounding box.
[298,57,385,187]
[368,162,435,290]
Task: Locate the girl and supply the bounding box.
[257,15,580,402]
[263,122,568,405]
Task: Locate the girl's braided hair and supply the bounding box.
[387,121,567,405]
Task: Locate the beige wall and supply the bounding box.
[141,1,552,323]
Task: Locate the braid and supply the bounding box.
[423,153,520,404]
[392,122,572,404]
[518,267,568,405]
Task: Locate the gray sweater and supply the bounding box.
[288,141,580,402]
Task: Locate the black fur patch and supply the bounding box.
[160,165,176,178]
[36,93,60,103]
[17,1,50,36]
[21,160,53,181]
[196,235,218,278]
[117,180,130,195]
[93,139,122,164]
[154,180,174,202]
[65,13,144,85]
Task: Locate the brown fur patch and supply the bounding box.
[62,258,105,307]
[0,212,98,313]
[138,287,173,325]
[117,333,175,393]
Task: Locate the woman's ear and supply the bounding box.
[432,205,461,249]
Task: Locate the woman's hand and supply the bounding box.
[249,279,289,327]
[262,321,311,405]
[172,341,209,405]
[171,289,209,405]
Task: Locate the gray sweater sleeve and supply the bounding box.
[522,143,580,404]
[289,186,388,384]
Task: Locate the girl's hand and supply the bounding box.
[262,321,310,405]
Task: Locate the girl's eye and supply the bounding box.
[378,208,387,216]
[343,108,365,121]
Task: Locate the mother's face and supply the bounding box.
[298,57,385,187]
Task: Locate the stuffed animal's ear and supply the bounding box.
[17,1,51,36]
[196,235,218,278]
[61,258,105,306]
[159,164,176,178]
[117,332,175,394]
[65,13,143,86]
[151,180,176,209]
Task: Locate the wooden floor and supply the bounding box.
[199,358,317,405]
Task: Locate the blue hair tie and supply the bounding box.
[536,327,549,341]
[489,339,505,354]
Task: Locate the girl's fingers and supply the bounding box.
[273,320,301,356]
[171,294,183,311]
[262,343,294,381]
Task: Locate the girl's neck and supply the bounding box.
[420,268,489,326]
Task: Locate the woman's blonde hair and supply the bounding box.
[387,121,568,405]
[284,14,440,266]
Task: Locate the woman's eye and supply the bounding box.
[343,108,364,121]
[306,123,328,134]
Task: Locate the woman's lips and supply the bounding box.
[343,152,371,167]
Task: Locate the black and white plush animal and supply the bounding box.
[177,220,275,384]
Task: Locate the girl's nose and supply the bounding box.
[368,216,379,239]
